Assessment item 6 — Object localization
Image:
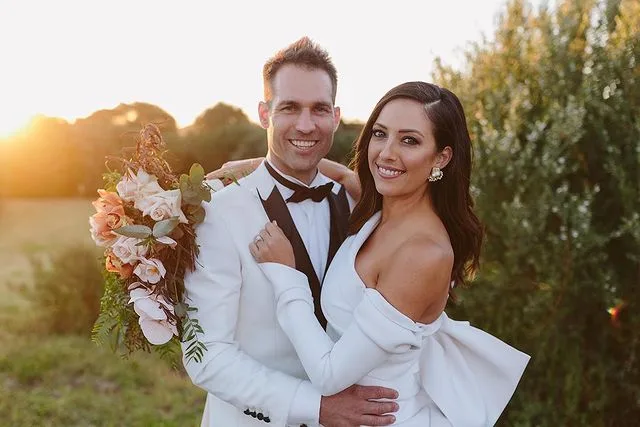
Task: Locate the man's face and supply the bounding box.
[259,64,340,184]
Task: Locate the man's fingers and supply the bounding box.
[358,414,396,426]
[363,401,399,415]
[356,385,399,400]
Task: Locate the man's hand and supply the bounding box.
[319,384,399,427]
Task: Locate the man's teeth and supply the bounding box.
[291,139,317,148]
[378,166,404,177]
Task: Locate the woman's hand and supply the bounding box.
[206,157,264,181]
[249,221,295,268]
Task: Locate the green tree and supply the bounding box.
[434,0,639,424]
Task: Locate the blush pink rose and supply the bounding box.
[135,189,188,223]
[116,169,164,203]
[133,257,166,284]
[111,236,148,265]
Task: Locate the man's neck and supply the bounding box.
[265,155,318,186]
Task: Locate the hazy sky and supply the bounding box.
[0,0,536,136]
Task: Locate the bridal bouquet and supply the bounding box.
[89,123,217,363]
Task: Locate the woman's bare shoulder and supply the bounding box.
[375,234,453,323]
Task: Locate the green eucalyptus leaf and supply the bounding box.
[174,302,188,318]
[199,186,212,202]
[189,205,206,224]
[182,189,202,206]
[152,217,180,238]
[113,224,152,239]
[189,163,205,184]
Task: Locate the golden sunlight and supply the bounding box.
[0,112,33,139]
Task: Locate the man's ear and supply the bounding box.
[258,101,270,129]
[333,106,341,131]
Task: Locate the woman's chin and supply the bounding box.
[374,182,399,197]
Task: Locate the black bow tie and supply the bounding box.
[265,161,334,203]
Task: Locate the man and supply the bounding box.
[182,37,398,427]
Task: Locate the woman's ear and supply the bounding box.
[437,146,453,169]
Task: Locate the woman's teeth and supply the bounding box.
[290,139,317,148]
[377,165,405,177]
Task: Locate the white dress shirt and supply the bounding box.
[265,162,334,426]
[267,162,332,282]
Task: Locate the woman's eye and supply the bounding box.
[372,129,385,138]
[402,136,419,145]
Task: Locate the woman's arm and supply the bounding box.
[205,157,264,182]
[318,159,361,203]
[260,263,416,395]
[205,157,361,202]
[250,224,447,395]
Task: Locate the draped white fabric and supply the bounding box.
[259,211,530,426]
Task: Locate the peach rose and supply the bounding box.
[105,251,135,279]
[90,212,125,247]
[90,189,128,247]
[92,189,123,214]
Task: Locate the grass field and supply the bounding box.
[0,198,206,426]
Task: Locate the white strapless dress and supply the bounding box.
[260,212,530,426]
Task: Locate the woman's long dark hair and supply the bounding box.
[349,81,483,286]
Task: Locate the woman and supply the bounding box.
[248,82,529,426]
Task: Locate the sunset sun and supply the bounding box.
[0,111,33,139]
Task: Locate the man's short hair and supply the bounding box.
[263,36,338,103]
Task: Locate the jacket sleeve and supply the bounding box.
[181,199,320,426]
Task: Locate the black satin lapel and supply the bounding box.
[326,186,351,272]
[259,187,295,241]
[259,188,326,328]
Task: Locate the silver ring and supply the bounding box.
[254,235,264,244]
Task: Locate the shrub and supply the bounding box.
[17,245,104,335]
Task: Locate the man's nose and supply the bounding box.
[295,109,315,133]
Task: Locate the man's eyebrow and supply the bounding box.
[276,100,299,106]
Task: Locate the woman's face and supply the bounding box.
[367,98,448,198]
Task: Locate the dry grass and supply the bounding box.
[0,198,206,425]
[0,198,97,303]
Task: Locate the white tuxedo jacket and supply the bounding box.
[181,163,349,427]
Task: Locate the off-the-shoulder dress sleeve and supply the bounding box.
[259,263,530,427]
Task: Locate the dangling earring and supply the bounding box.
[428,167,443,182]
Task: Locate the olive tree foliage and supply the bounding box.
[434,0,639,425]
